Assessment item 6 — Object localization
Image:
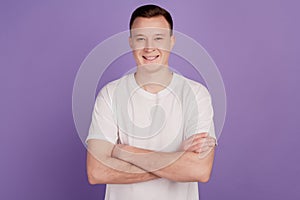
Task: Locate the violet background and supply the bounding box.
[1,0,299,199]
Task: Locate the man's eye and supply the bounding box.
[155,37,163,41]
[136,38,145,41]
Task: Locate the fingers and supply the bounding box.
[198,148,214,159]
[192,132,209,140]
[183,136,216,153]
[191,140,215,153]
[185,143,202,152]
[183,133,208,147]
[197,137,216,153]
[195,144,215,153]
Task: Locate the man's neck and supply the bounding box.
[134,66,173,94]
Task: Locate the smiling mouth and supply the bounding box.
[142,55,159,61]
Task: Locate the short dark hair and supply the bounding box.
[129,4,173,35]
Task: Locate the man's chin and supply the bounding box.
[141,59,160,65]
[137,63,169,73]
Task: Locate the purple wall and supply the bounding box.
[1,0,299,199]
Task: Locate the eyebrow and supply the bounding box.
[132,33,167,37]
[132,34,145,37]
[154,33,166,36]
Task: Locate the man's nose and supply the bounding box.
[144,39,155,51]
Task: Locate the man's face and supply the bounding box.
[129,16,175,67]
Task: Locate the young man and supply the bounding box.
[86,4,217,200]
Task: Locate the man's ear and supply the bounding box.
[129,37,133,49]
[170,35,176,50]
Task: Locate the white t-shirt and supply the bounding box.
[87,72,216,200]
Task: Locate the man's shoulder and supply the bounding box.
[176,73,209,95]
[97,73,133,99]
[105,73,132,89]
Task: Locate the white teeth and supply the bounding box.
[147,56,156,60]
[144,56,158,61]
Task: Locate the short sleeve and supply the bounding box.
[184,85,217,143]
[85,86,118,144]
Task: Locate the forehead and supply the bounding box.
[131,27,170,37]
[131,16,171,37]
[131,16,170,30]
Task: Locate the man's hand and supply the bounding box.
[179,133,216,154]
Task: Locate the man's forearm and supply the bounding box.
[87,152,159,184]
[87,140,159,184]
[112,145,214,182]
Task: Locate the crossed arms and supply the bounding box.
[87,133,216,184]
